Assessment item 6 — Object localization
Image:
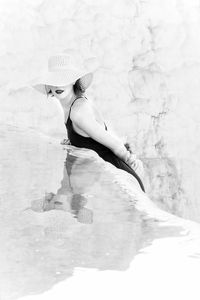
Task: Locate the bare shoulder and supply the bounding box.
[70,96,93,121]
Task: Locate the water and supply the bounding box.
[0,125,200,300]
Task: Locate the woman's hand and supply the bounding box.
[60,138,71,145]
[127,154,144,178]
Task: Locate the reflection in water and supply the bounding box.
[29,153,95,224]
[0,126,183,300]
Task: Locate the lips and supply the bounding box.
[55,89,64,94]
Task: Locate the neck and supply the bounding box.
[59,93,75,110]
[58,93,77,122]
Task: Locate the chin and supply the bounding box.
[58,95,66,100]
[56,94,67,100]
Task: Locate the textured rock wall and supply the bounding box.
[0,0,200,220]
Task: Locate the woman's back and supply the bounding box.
[65,95,112,157]
[65,96,145,192]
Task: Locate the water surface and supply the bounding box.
[0,125,190,300]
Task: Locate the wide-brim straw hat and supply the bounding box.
[30,53,99,95]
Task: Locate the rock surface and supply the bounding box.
[0,0,199,221]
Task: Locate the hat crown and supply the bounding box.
[48,54,76,72]
[31,53,99,94]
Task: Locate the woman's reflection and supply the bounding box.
[30,152,103,224]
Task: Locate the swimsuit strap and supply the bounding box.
[67,95,107,131]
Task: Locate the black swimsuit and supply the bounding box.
[65,96,145,192]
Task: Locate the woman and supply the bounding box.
[31,53,145,192]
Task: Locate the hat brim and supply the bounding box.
[30,55,100,95]
[30,68,91,95]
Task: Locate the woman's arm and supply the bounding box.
[104,118,144,178]
[70,100,132,164]
[104,119,136,154]
[104,119,127,144]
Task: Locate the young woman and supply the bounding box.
[31,53,145,192]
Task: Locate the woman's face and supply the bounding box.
[50,83,74,100]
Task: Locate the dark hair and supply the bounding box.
[73,78,85,96]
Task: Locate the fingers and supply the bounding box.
[128,156,144,176]
[61,138,71,145]
[132,159,144,178]
[126,153,137,165]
